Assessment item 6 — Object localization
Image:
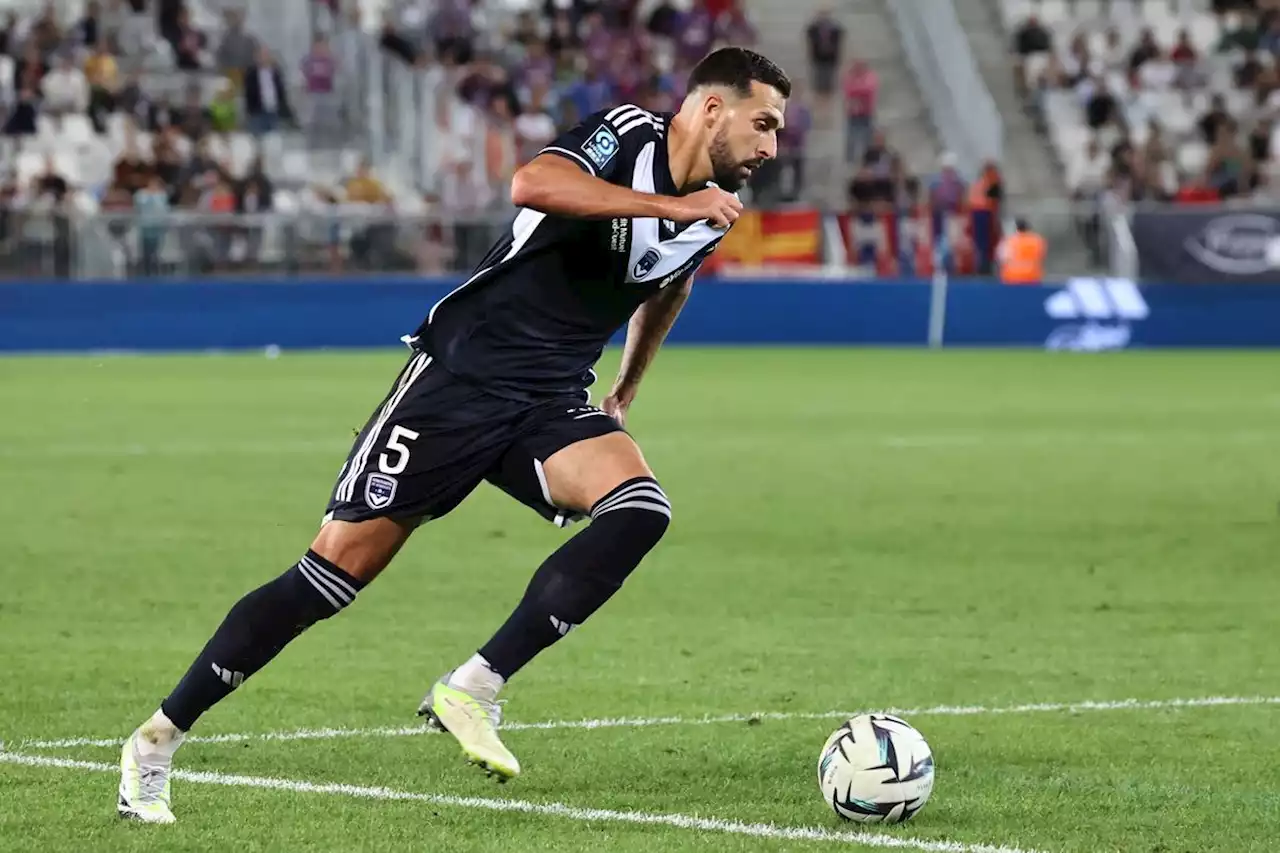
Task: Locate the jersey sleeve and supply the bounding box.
[538,105,656,182]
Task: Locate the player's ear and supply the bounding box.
[700,91,725,128]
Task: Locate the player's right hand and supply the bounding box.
[665,188,743,230]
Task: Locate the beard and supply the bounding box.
[708,126,760,193]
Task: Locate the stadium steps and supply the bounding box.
[750,0,941,209]
[952,0,1099,276]
[951,0,1066,200]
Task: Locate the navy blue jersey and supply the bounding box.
[410,104,731,401]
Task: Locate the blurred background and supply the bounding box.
[1,0,1279,349]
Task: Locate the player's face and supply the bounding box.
[708,82,786,192]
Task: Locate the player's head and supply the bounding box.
[683,47,790,192]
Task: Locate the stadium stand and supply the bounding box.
[1004,0,1280,204]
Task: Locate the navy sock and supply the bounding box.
[480,477,672,680]
[161,551,364,731]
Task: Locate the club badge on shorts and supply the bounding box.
[365,473,398,510]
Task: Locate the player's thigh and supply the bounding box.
[310,517,412,584]
[487,402,652,519]
[542,432,654,513]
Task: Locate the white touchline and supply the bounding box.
[0,751,1049,853]
[10,695,1279,752]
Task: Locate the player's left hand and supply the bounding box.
[601,391,632,427]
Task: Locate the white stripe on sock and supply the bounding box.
[296,561,344,610]
[301,556,357,601]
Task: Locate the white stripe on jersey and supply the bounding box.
[541,146,597,173]
[606,104,647,123]
[425,208,548,327]
[335,353,432,502]
[616,113,660,137]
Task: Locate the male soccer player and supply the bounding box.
[118,46,789,823]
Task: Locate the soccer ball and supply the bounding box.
[817,713,935,824]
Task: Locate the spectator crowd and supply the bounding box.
[1014,0,1280,205]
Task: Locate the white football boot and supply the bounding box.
[117,711,185,823]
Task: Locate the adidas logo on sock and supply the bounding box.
[549,616,577,637]
[211,663,245,688]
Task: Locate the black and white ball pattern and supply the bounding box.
[817,713,935,824]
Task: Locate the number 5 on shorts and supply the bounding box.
[379,426,420,475]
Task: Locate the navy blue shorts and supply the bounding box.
[324,352,624,528]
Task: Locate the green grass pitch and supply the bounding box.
[1,348,1277,853]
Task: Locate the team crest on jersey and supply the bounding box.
[582,124,620,171]
[365,473,398,510]
[633,247,661,279]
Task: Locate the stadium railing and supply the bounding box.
[2,202,1277,283]
[888,0,1004,179]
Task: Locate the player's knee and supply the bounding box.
[589,476,672,546]
[278,550,366,625]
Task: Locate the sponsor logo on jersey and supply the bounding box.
[610,217,629,253]
[633,247,662,279]
[365,472,398,510]
[1043,278,1148,352]
[582,124,620,172]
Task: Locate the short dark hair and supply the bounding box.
[687,47,791,100]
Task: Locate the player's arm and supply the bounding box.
[515,109,741,226]
[513,156,740,226]
[602,275,695,426]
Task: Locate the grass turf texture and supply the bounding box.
[0,348,1277,853]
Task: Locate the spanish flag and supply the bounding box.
[711,209,822,268]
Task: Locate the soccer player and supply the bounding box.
[117,46,789,823]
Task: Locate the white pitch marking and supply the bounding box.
[0,751,1049,853]
[13,695,1279,752]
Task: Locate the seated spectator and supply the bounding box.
[1171,28,1198,64]
[1262,16,1280,52]
[1071,137,1111,198]
[216,8,258,81]
[848,163,889,211]
[1217,9,1260,52]
[70,0,101,48]
[1248,117,1274,166]
[174,85,211,139]
[133,175,170,276]
[14,44,48,98]
[30,3,62,57]
[1059,34,1093,89]
[513,82,557,166]
[0,12,17,56]
[41,53,89,127]
[1199,93,1231,143]
[1235,51,1264,88]
[1012,14,1052,96]
[34,155,69,203]
[4,86,39,137]
[1101,27,1127,74]
[861,128,892,172]
[344,159,391,205]
[208,80,238,134]
[1082,76,1120,130]
[1128,28,1162,74]
[112,137,157,195]
[84,41,119,134]
[169,6,208,71]
[1206,122,1254,197]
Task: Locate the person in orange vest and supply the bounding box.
[996,218,1046,284]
